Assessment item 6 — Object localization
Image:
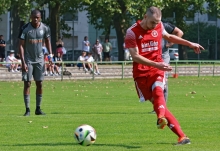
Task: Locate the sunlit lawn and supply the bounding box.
[0,77,220,151]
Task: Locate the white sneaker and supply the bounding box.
[50,73,54,76]
[15,69,19,72]
[58,67,61,72]
[84,68,88,72]
[97,72,101,75]
[11,69,15,72]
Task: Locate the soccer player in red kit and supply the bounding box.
[125,6,204,145]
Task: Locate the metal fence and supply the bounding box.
[1,60,220,81]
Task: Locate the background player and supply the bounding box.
[19,10,52,116]
[150,22,183,113]
[125,6,204,145]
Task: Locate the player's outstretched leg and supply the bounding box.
[165,108,190,145]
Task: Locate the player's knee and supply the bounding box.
[152,86,164,98]
[24,81,31,88]
[35,81,42,88]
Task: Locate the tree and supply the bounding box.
[9,0,34,53]
[162,0,207,60]
[83,0,165,61]
[36,0,81,53]
[0,0,11,15]
[83,0,212,61]
[0,0,81,54]
[183,22,220,59]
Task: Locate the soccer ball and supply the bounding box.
[74,124,97,146]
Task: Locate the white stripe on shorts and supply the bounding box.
[152,74,165,91]
[135,81,145,102]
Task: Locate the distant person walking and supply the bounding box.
[18,10,52,116]
[102,38,112,61]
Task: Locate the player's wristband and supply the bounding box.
[49,54,53,58]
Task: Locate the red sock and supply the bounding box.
[165,108,185,138]
[152,86,166,118]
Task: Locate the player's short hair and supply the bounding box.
[31,10,41,16]
[146,6,161,18]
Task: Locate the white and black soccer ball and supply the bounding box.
[74,124,97,146]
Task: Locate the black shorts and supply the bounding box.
[103,52,110,59]
[0,51,5,58]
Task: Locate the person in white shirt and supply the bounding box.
[85,52,101,75]
[92,39,103,62]
[82,36,90,52]
[6,50,19,72]
[42,42,49,54]
[123,42,130,61]
[77,51,88,72]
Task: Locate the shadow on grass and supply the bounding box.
[3,142,172,149]
[4,142,141,149]
[50,111,151,115]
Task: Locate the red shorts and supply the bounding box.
[56,47,63,55]
[134,68,165,101]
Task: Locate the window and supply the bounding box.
[63,36,78,49]
[208,13,217,21]
[185,15,194,21]
[63,12,78,21]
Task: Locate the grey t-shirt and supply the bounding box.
[162,22,175,64]
[19,22,50,63]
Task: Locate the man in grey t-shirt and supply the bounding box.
[19,10,52,116]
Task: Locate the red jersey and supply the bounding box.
[125,20,164,79]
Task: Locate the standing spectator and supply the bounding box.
[0,35,6,64]
[125,6,204,145]
[123,42,130,61]
[92,39,103,62]
[18,10,52,116]
[82,36,90,53]
[56,37,64,58]
[6,50,19,72]
[102,38,112,61]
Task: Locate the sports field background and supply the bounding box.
[0,77,219,151]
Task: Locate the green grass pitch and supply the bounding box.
[0,77,220,151]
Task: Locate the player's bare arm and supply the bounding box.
[19,39,28,72]
[129,47,172,71]
[163,33,204,54]
[45,37,52,55]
